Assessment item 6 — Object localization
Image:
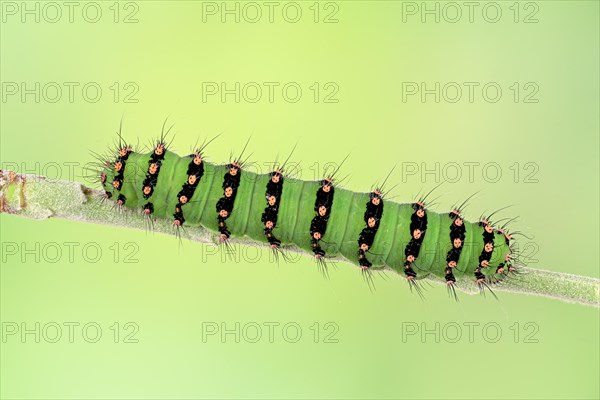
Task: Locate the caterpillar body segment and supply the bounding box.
[261,169,284,247]
[101,144,513,288]
[310,179,335,258]
[357,191,384,270]
[173,152,205,226]
[215,162,243,239]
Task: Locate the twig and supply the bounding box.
[2,170,598,307]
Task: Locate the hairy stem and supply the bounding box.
[2,170,598,307]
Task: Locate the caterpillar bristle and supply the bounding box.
[477,280,499,300]
[447,282,459,302]
[361,267,376,293]
[315,256,331,280]
[408,278,426,301]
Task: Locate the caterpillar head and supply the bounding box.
[98,159,116,194]
[267,195,277,206]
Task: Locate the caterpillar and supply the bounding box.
[95,127,523,299]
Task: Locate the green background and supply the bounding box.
[1,1,599,398]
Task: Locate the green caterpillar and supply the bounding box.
[99,130,518,297]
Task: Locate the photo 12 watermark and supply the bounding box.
[400,1,539,24]
[201,81,339,104]
[201,1,339,23]
[401,82,540,104]
[201,321,340,343]
[1,82,140,104]
[1,1,140,23]
[1,241,140,264]
[401,321,540,343]
[1,321,140,343]
[400,161,540,184]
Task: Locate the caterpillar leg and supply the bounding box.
[445,267,458,301]
[173,204,185,226]
[311,237,326,258]
[264,227,281,248]
[358,247,372,270]
[310,218,328,259]
[445,265,457,284]
[404,262,417,280]
[474,267,486,283]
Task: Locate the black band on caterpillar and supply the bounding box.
[110,145,133,204]
[496,229,515,274]
[310,178,334,258]
[475,219,495,282]
[445,209,466,283]
[173,151,205,226]
[216,162,241,239]
[403,201,428,279]
[262,169,284,247]
[357,190,384,269]
[142,142,166,215]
